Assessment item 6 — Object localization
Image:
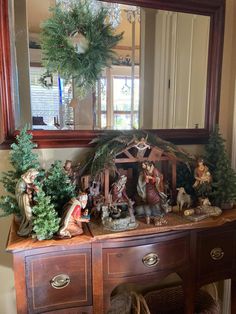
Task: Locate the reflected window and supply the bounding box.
[95,78,107,129]
[95,66,140,130]
[113,76,139,129]
[30,67,73,130]
[30,67,59,129]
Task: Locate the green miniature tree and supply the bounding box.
[0,126,40,217]
[32,187,60,241]
[204,125,226,173]
[177,162,195,196]
[0,195,19,217]
[176,161,201,204]
[204,126,236,206]
[43,161,76,214]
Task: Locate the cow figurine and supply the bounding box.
[176,187,191,211]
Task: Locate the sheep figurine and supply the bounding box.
[176,187,191,211]
[201,197,211,207]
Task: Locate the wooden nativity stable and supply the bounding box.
[102,139,179,204]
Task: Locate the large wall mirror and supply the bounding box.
[0,0,225,147]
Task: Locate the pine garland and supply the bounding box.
[40,0,123,96]
[87,130,195,177]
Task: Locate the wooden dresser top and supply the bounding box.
[6,209,236,252]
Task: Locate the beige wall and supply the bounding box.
[0,216,16,314]
[0,0,236,313]
[0,151,16,314]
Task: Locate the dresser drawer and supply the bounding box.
[103,235,189,278]
[25,249,92,313]
[196,227,236,281]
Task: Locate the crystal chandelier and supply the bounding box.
[56,0,120,28]
[124,5,140,24]
[102,2,121,28]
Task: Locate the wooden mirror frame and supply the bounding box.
[0,0,225,148]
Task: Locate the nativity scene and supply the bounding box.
[83,132,192,231]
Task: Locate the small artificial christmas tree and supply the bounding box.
[43,160,76,214]
[0,195,19,217]
[0,126,40,217]
[32,187,60,240]
[177,162,195,196]
[204,125,225,173]
[204,125,236,206]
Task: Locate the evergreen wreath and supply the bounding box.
[40,0,123,95]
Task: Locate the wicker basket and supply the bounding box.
[107,285,220,314]
[144,285,221,314]
[107,291,151,314]
[131,291,151,314]
[107,292,132,314]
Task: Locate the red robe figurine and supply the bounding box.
[58,194,89,238]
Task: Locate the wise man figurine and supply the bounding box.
[58,193,90,238]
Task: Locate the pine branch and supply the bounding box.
[88,130,195,177]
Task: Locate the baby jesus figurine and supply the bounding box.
[58,193,90,238]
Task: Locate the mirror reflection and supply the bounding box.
[13,0,210,131]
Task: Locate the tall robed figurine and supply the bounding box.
[136,161,167,225]
[16,168,39,237]
[58,193,90,238]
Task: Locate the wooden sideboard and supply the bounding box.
[6,210,236,314]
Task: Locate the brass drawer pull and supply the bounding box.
[210,247,224,261]
[142,253,160,267]
[50,274,70,289]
